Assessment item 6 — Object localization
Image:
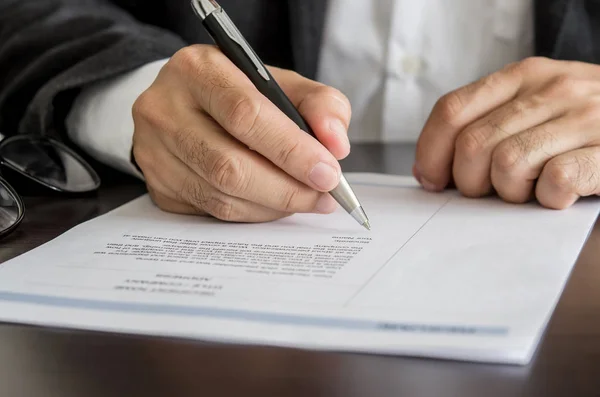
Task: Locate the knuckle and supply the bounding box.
[206,194,237,221]
[201,50,235,91]
[492,139,524,174]
[435,92,465,127]
[274,139,302,169]
[315,85,351,108]
[147,185,176,212]
[545,160,576,192]
[532,125,556,150]
[172,46,233,92]
[583,159,600,192]
[325,88,352,119]
[223,94,263,138]
[209,151,247,195]
[280,185,303,212]
[515,56,548,74]
[132,90,173,132]
[183,177,209,210]
[199,45,226,64]
[171,46,203,75]
[479,72,504,91]
[500,60,520,73]
[508,99,531,118]
[173,127,205,167]
[300,84,352,118]
[570,155,599,192]
[131,92,148,120]
[314,84,344,99]
[456,128,487,161]
[131,144,154,173]
[172,45,209,72]
[132,91,154,120]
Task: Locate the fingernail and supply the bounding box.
[330,119,350,156]
[309,162,340,191]
[421,177,440,192]
[314,194,338,214]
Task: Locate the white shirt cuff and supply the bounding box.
[66,58,170,180]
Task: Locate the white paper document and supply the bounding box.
[0,174,598,364]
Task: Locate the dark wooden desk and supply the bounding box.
[1,144,599,397]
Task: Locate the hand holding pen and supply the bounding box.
[190,0,369,229]
[131,1,369,229]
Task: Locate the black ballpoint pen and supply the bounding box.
[191,0,370,230]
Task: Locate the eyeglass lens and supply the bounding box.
[0,180,20,233]
[0,137,99,192]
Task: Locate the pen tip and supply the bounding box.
[362,220,371,231]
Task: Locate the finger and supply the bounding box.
[147,187,204,215]
[491,107,599,203]
[415,58,600,191]
[414,64,524,190]
[536,146,600,209]
[133,140,198,214]
[171,46,342,192]
[150,107,339,214]
[137,139,296,222]
[270,66,352,160]
[134,136,206,216]
[177,173,295,223]
[138,123,338,219]
[452,79,600,197]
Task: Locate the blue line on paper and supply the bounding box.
[0,291,508,336]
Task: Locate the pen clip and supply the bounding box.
[191,0,270,81]
[212,10,271,81]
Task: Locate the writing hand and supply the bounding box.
[132,45,351,221]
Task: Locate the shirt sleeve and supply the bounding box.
[65,58,169,179]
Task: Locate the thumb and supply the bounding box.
[268,66,352,160]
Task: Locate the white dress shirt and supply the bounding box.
[66,0,534,177]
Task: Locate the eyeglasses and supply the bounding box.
[0,133,101,240]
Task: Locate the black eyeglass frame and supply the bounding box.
[0,134,101,194]
[0,175,25,240]
[0,133,101,240]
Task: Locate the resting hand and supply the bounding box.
[132,45,351,221]
[415,57,600,209]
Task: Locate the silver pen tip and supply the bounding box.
[362,219,371,231]
[349,206,370,230]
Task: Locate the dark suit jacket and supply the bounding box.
[1,0,599,141]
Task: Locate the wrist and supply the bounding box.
[65,58,169,179]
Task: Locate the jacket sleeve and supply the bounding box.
[535,0,600,64]
[0,0,186,138]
